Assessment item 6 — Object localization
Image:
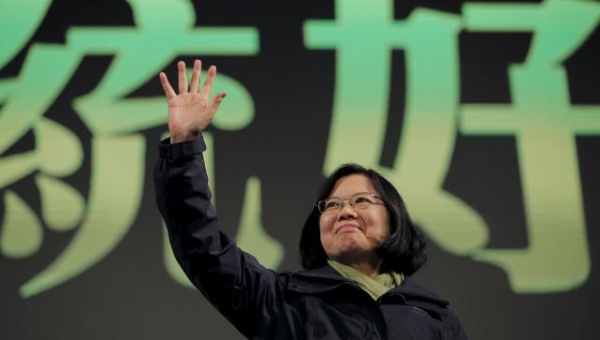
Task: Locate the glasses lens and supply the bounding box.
[351,193,377,210]
[319,198,340,213]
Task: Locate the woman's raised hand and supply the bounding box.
[159,60,227,143]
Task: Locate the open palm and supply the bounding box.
[159,60,227,143]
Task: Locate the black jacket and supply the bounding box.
[154,135,468,340]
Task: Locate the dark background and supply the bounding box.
[1,0,599,339]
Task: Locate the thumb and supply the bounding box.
[211,92,227,110]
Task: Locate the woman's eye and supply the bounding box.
[325,201,339,209]
[354,197,370,203]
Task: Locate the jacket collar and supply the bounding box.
[288,265,449,307]
[389,277,449,307]
[286,266,352,293]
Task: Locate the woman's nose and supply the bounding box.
[337,203,358,220]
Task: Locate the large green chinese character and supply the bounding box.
[0,0,282,297]
[462,0,600,292]
[306,0,599,293]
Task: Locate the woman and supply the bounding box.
[155,60,468,339]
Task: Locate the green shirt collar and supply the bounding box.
[327,260,404,300]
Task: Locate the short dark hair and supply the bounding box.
[299,164,427,276]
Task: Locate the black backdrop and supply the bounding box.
[1,0,599,339]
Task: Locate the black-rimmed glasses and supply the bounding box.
[317,192,384,214]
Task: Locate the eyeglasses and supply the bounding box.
[317,192,384,214]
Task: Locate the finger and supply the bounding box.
[177,61,188,93]
[201,65,217,97]
[189,59,201,93]
[210,91,227,111]
[159,72,177,99]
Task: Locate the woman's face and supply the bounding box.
[319,174,390,266]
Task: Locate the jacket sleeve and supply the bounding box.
[448,308,469,340]
[154,134,282,338]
